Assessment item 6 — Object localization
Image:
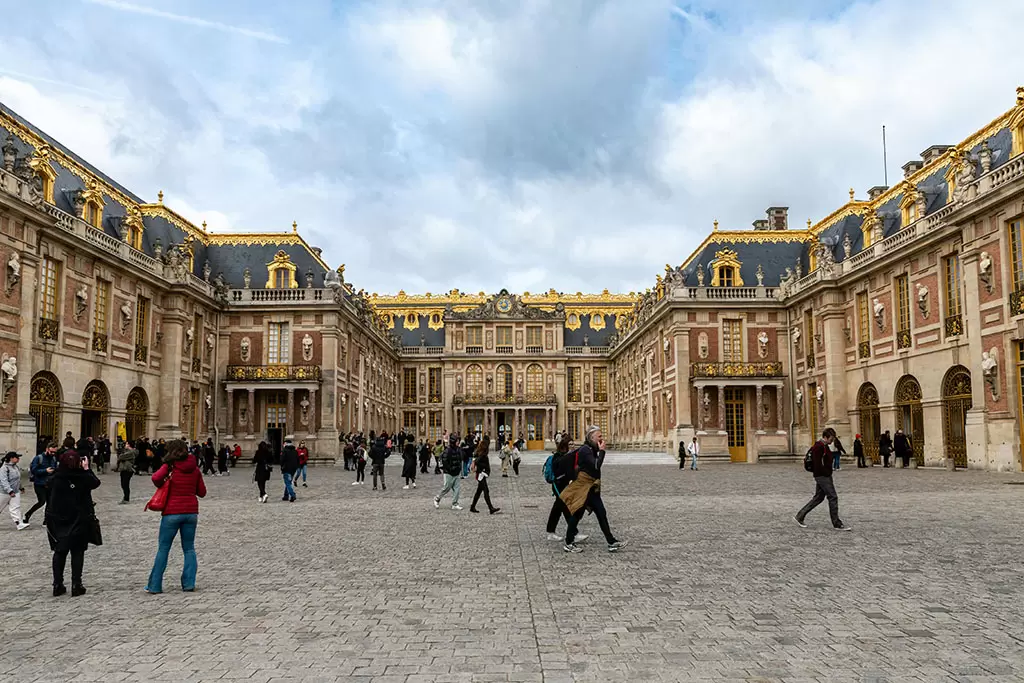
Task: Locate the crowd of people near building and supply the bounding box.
[1,421,634,596]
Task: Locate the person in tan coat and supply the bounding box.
[560,426,627,554]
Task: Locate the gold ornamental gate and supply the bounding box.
[894,375,924,466]
[857,383,880,464]
[30,372,62,445]
[942,366,971,469]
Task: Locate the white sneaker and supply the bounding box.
[359,481,364,485]
[402,485,410,490]
[16,522,29,530]
[351,481,359,485]
[412,482,417,488]
[433,497,440,509]
[261,495,268,503]
[546,532,561,541]
[452,504,463,511]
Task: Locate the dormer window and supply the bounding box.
[28,146,57,204]
[266,250,298,289]
[709,248,744,287]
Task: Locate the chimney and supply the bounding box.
[920,144,953,165]
[752,219,769,231]
[902,160,924,178]
[767,206,788,230]
[867,185,888,200]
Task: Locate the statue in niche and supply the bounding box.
[873,298,885,331]
[795,388,803,409]
[73,284,88,322]
[978,251,993,293]
[238,403,248,427]
[240,336,251,362]
[5,251,20,296]
[120,300,133,334]
[916,283,929,319]
[982,348,999,400]
[302,334,314,361]
[792,326,801,348]
[299,397,310,426]
[697,331,709,359]
[757,331,769,358]
[0,354,16,406]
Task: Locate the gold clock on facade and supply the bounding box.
[496,297,512,313]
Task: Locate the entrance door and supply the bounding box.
[857,383,881,464]
[942,366,971,468]
[496,410,508,446]
[80,410,103,439]
[465,410,484,439]
[266,391,286,463]
[724,388,746,462]
[526,410,544,450]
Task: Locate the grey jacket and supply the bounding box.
[0,462,21,494]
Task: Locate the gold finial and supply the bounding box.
[1017,85,1024,105]
[849,188,855,201]
[202,220,207,231]
[807,218,812,230]
[337,264,345,275]
[292,220,298,233]
[157,190,164,204]
[713,219,719,231]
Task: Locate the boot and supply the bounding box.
[53,584,67,597]
[71,583,87,597]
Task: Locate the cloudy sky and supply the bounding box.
[1,0,1022,295]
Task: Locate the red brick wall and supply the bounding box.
[689,328,718,362]
[228,331,263,365]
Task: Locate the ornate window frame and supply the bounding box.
[28,146,57,204]
[710,248,744,287]
[266,250,298,289]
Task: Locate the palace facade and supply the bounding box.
[2,89,1024,470]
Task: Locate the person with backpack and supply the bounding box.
[351,441,368,485]
[469,435,500,514]
[23,441,58,523]
[795,427,852,531]
[544,435,588,542]
[560,426,627,553]
[280,439,299,502]
[433,434,464,511]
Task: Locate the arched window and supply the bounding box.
[497,364,513,398]
[526,363,544,396]
[465,364,484,396]
[266,250,298,289]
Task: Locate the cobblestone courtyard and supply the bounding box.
[3,461,1024,682]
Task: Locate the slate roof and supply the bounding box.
[564,315,616,346]
[679,237,808,288]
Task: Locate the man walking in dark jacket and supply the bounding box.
[795,428,851,531]
[563,426,626,553]
[24,442,58,523]
[370,437,388,491]
[280,440,299,502]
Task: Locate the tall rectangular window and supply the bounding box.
[428,367,441,403]
[428,411,442,442]
[134,296,149,349]
[192,313,203,360]
[896,275,911,349]
[567,367,581,402]
[40,257,61,319]
[593,367,608,402]
[857,291,870,358]
[593,410,609,437]
[1011,220,1024,293]
[94,279,109,335]
[403,410,417,434]
[526,325,543,350]
[268,322,289,364]
[466,325,483,349]
[496,326,513,349]
[567,410,581,441]
[723,319,743,362]
[944,254,962,336]
[803,310,813,358]
[403,367,417,403]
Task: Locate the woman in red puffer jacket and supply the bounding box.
[144,439,207,594]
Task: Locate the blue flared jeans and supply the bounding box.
[146,513,198,592]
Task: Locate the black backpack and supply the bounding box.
[803,443,816,472]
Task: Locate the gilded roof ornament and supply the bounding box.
[158,190,164,204]
[849,188,855,201]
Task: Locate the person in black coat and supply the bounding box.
[253,442,273,503]
[879,430,893,468]
[401,441,418,489]
[854,434,867,468]
[470,436,500,515]
[418,440,431,474]
[369,437,388,491]
[45,450,100,597]
[893,429,912,468]
[280,440,299,501]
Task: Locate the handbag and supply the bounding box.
[144,472,172,512]
[88,514,103,546]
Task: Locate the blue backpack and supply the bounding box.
[542,455,555,484]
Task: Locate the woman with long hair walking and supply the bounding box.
[253,442,272,503]
[402,438,418,489]
[470,436,500,515]
[145,439,207,594]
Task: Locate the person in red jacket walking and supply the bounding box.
[145,439,207,593]
[295,441,309,488]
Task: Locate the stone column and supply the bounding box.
[308,387,317,436]
[775,385,785,432]
[755,385,764,431]
[247,389,255,437]
[717,384,726,430]
[156,300,188,440]
[820,297,851,435]
[226,389,235,438]
[961,249,988,467]
[10,252,39,453]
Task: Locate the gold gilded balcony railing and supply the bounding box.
[452,392,557,405]
[226,365,323,381]
[689,361,783,378]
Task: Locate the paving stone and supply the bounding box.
[3,464,1024,681]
